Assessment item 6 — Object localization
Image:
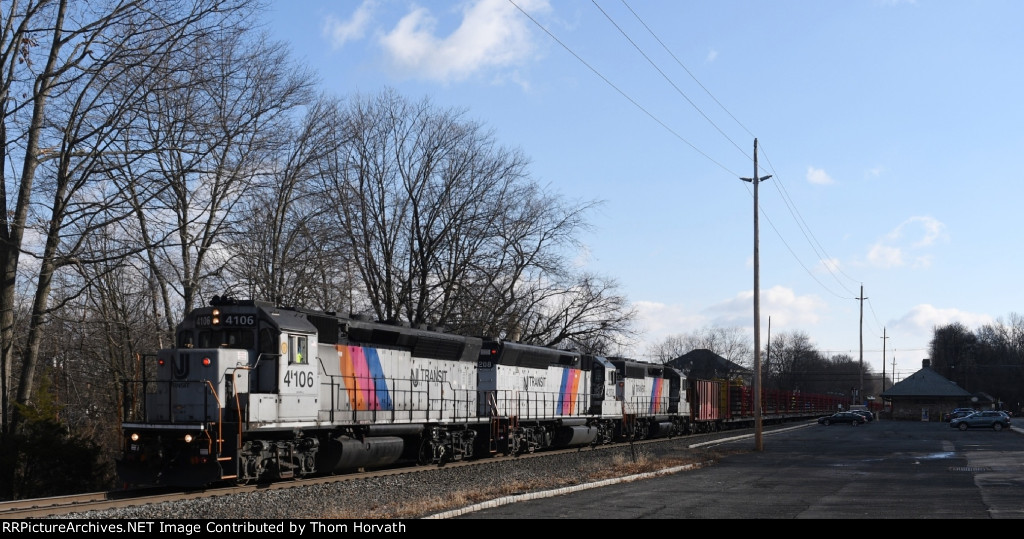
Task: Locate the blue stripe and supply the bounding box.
[364,348,393,410]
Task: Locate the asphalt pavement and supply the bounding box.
[434,418,1024,519]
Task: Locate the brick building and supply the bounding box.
[881,359,974,421]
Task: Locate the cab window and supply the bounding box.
[289,335,308,365]
[259,328,278,356]
[197,329,254,349]
[178,332,195,348]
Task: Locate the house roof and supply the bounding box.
[881,366,972,398]
[667,348,750,379]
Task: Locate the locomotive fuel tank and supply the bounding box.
[552,424,600,447]
[317,434,406,472]
[648,421,676,437]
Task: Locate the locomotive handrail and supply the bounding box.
[227,366,251,450]
[489,388,595,421]
[318,372,478,425]
[438,379,473,423]
[203,380,224,456]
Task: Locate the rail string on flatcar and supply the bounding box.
[116,296,846,488]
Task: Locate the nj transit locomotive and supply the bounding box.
[116,296,840,487]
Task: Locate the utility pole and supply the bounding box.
[881,328,889,393]
[857,285,866,406]
[741,138,771,451]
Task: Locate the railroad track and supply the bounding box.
[0,423,804,519]
[0,462,433,520]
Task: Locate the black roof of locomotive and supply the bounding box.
[190,297,318,334]
[607,357,670,379]
[481,339,581,369]
[205,296,481,363]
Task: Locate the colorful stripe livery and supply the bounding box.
[649,379,664,414]
[557,368,583,415]
[337,345,393,411]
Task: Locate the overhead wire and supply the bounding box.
[757,143,862,293]
[618,0,756,140]
[593,0,748,159]
[617,0,866,299]
[604,0,857,301]
[745,184,849,299]
[507,0,740,178]
[512,0,908,357]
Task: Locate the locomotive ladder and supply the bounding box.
[205,378,243,481]
[487,392,502,454]
[215,427,240,481]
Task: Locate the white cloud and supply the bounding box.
[571,244,592,268]
[866,216,946,269]
[706,49,718,63]
[907,216,944,247]
[323,0,375,49]
[888,304,994,359]
[866,244,903,268]
[806,166,834,185]
[379,0,550,83]
[896,304,993,331]
[632,300,708,344]
[704,285,828,329]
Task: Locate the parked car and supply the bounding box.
[818,411,866,426]
[944,408,977,422]
[950,410,1011,431]
[849,410,874,422]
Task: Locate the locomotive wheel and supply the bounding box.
[417,439,433,466]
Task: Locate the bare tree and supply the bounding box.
[131,28,315,319]
[319,89,518,323]
[768,331,821,391]
[928,322,977,386]
[647,326,752,366]
[0,0,261,436]
[495,273,636,353]
[227,96,357,311]
[319,89,635,345]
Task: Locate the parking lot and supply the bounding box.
[449,419,1024,519]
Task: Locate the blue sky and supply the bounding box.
[264,0,1024,381]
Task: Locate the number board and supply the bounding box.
[194,313,256,327]
[220,314,255,326]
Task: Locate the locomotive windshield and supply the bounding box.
[178,328,255,349]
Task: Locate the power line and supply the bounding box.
[595,1,862,302]
[512,0,902,351]
[594,0,748,159]
[508,0,739,177]
[620,0,757,141]
[745,184,852,300]
[756,142,863,289]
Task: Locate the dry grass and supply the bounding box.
[323,449,725,519]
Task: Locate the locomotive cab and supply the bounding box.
[118,297,321,486]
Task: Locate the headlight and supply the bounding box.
[130,432,140,442]
[184,434,194,443]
